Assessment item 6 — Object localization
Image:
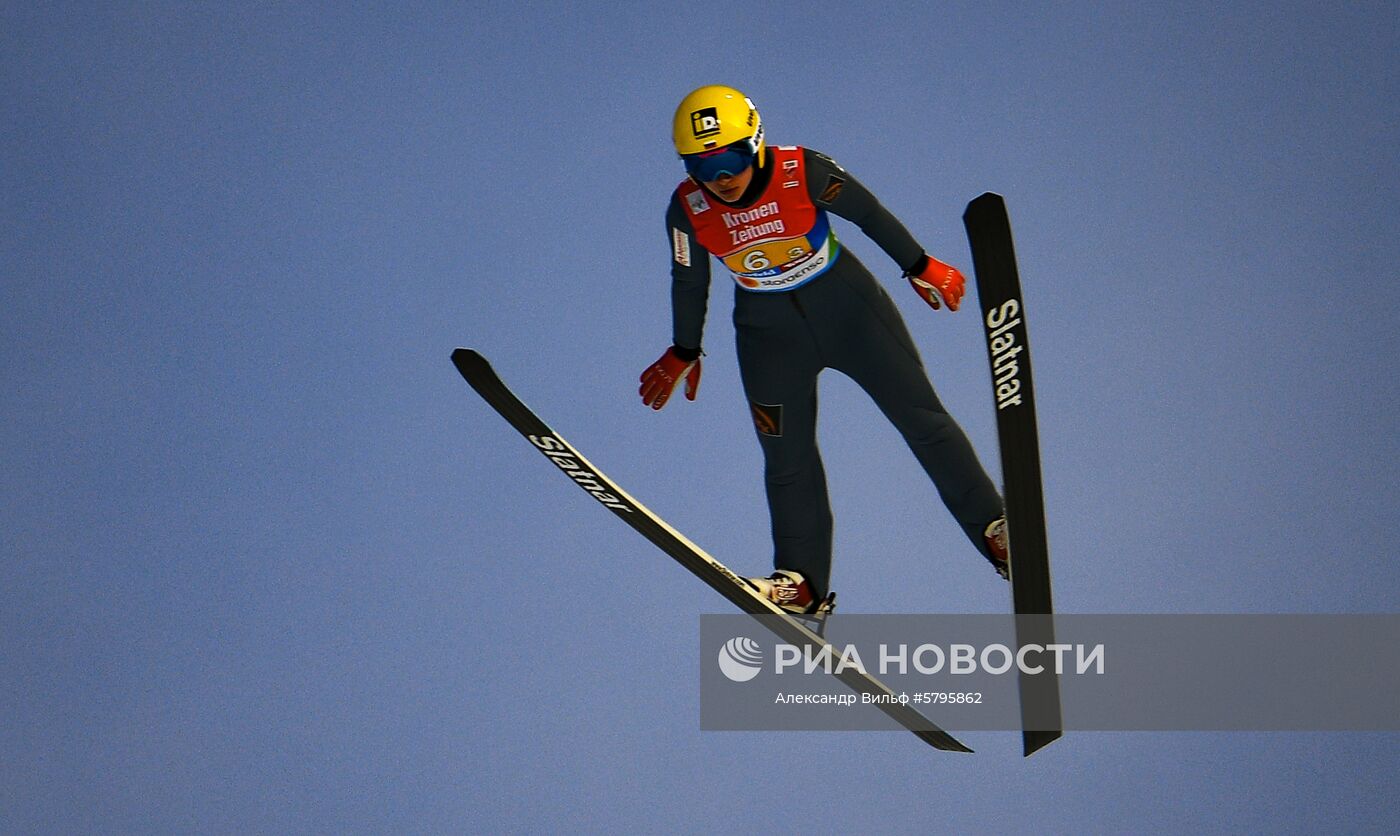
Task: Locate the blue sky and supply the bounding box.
[3,2,1397,832]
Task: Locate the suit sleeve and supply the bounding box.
[804,148,925,274]
[666,191,711,353]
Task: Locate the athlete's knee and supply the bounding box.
[902,408,963,448]
[764,458,817,488]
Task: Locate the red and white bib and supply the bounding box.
[676,145,841,292]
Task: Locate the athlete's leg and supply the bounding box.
[734,295,835,599]
[822,269,1005,561]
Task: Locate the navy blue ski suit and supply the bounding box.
[664,146,1003,599]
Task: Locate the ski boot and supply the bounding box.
[747,569,816,613]
[747,570,838,635]
[985,516,1010,580]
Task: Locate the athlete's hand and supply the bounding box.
[639,347,701,410]
[906,254,966,312]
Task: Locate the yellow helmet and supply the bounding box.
[672,85,766,171]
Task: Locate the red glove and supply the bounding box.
[906,254,966,312]
[639,347,701,410]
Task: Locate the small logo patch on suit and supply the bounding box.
[817,175,846,205]
[686,190,710,214]
[750,402,783,437]
[672,227,691,266]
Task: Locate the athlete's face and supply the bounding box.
[706,164,753,202]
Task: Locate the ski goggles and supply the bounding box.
[682,140,757,182]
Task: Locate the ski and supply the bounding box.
[963,193,1064,756]
[451,347,972,753]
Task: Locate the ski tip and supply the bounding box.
[964,191,1006,216]
[450,347,491,380]
[451,347,486,368]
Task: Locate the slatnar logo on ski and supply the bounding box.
[984,299,1026,411]
[717,637,764,682]
[527,435,631,512]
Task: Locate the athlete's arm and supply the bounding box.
[636,193,711,410]
[803,148,925,273]
[666,192,711,353]
[805,147,965,311]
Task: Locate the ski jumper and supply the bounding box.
[666,146,1004,600]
